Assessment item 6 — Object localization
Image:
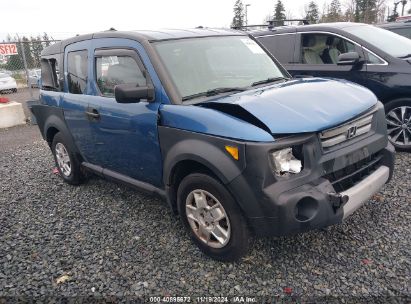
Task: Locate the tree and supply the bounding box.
[31,35,44,68]
[343,0,357,21]
[231,0,245,28]
[328,0,343,21]
[305,1,320,23]
[273,0,286,25]
[355,0,381,23]
[43,32,52,47]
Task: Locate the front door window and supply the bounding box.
[300,34,355,65]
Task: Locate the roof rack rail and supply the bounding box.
[231,19,309,31]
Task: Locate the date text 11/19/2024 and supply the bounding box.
[149,296,257,302]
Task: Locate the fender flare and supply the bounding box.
[31,104,79,154]
[162,137,246,187]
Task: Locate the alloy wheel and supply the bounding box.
[386,106,411,147]
[55,143,72,177]
[185,189,231,249]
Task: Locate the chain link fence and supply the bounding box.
[0,38,60,97]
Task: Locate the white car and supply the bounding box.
[0,72,17,93]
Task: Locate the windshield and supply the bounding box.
[345,24,411,58]
[153,36,286,100]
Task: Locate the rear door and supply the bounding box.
[61,40,99,164]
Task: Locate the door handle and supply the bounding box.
[85,108,100,120]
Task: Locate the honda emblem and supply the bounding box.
[347,126,357,139]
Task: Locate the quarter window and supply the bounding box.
[300,34,355,65]
[95,55,146,97]
[41,57,61,91]
[67,50,88,94]
[365,50,385,64]
[258,35,295,63]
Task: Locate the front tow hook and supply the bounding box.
[328,192,349,211]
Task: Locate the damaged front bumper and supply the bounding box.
[226,106,395,237]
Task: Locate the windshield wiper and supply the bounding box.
[251,76,288,87]
[182,87,247,101]
[398,54,411,59]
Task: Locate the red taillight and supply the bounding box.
[0,97,10,103]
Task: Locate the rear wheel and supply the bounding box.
[385,99,411,151]
[177,173,249,261]
[51,132,84,185]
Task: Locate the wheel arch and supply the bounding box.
[46,126,60,146]
[381,95,411,110]
[160,129,247,215]
[33,105,83,158]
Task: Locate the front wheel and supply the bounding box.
[385,99,411,151]
[177,173,250,261]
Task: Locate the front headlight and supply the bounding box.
[271,148,302,176]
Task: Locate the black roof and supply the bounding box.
[250,22,370,37]
[42,28,244,56]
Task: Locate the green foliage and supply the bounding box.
[328,0,343,21]
[306,1,320,24]
[274,0,286,25]
[231,0,245,28]
[31,36,44,68]
[354,0,379,23]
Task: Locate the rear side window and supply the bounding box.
[41,56,61,91]
[257,34,295,63]
[95,55,146,97]
[67,50,88,94]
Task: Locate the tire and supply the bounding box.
[385,99,411,152]
[12,88,17,93]
[51,132,84,185]
[177,173,250,261]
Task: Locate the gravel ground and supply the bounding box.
[0,125,410,302]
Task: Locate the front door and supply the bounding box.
[85,38,163,187]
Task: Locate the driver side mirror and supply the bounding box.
[337,52,364,66]
[114,84,155,103]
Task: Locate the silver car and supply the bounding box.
[0,72,17,93]
[28,69,41,88]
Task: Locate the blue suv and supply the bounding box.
[32,29,395,261]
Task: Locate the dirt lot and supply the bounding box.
[0,125,410,302]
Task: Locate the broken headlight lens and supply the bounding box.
[271,147,302,176]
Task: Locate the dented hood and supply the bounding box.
[205,78,377,134]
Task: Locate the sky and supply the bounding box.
[1,0,408,41]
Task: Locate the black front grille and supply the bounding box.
[324,153,383,192]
